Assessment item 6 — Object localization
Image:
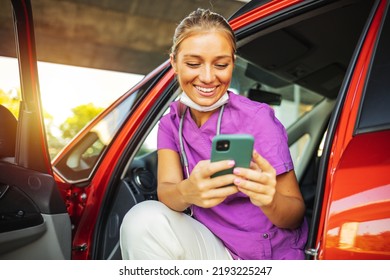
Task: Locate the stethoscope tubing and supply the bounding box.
[179,105,225,179]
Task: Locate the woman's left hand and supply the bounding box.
[233,150,305,229]
[232,150,277,208]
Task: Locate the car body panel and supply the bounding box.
[230,0,302,30]
[323,131,390,259]
[314,0,390,259]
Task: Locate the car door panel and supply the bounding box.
[0,182,44,234]
[0,213,71,259]
[0,163,68,215]
[0,162,71,259]
[322,131,390,259]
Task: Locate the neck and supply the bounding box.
[180,91,229,127]
[190,108,216,127]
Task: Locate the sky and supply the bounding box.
[0,56,144,125]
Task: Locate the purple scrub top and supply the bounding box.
[158,92,308,259]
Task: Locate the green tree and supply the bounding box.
[59,103,104,140]
[0,88,20,118]
[1,90,105,159]
[43,111,67,159]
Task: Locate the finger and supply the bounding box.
[210,173,236,188]
[233,166,272,186]
[234,178,275,207]
[252,150,276,175]
[196,185,239,208]
[249,160,260,171]
[206,184,239,198]
[234,177,274,196]
[234,176,261,192]
[238,186,273,207]
[207,159,235,177]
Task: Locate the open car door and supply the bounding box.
[0,0,71,259]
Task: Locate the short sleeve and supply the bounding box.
[251,105,293,175]
[157,108,179,153]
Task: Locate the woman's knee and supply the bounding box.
[120,200,173,238]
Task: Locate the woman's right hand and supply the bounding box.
[178,159,239,208]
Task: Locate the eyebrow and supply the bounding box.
[182,54,232,59]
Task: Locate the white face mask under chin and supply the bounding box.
[179,91,229,112]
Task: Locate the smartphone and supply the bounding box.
[210,134,254,177]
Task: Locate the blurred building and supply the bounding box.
[0,0,248,74]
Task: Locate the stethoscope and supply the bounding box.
[179,104,225,179]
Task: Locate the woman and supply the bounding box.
[120,8,308,260]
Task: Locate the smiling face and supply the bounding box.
[170,30,235,109]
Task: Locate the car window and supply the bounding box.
[229,55,324,169]
[0,2,20,119]
[53,77,154,183]
[135,88,180,155]
[357,6,390,134]
[0,2,20,161]
[0,57,20,119]
[230,56,324,129]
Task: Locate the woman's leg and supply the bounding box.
[120,200,232,260]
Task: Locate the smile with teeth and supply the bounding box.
[195,86,216,93]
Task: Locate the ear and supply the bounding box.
[170,54,177,73]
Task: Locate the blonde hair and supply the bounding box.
[170,8,236,60]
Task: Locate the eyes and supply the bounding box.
[185,62,230,70]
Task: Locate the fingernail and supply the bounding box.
[234,178,241,185]
[233,168,240,175]
[228,160,235,167]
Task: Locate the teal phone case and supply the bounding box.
[210,134,254,177]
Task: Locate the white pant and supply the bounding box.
[120,200,232,260]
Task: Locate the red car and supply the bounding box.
[1,0,389,260]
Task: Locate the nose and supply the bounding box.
[199,65,214,83]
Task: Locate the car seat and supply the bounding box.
[0,105,17,160]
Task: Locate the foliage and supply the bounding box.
[0,88,20,118]
[1,87,104,159]
[43,112,66,159]
[59,103,104,140]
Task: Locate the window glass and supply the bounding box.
[229,57,323,169]
[53,81,148,183]
[290,133,311,168]
[0,2,20,120]
[357,7,390,133]
[230,57,323,130]
[0,3,20,160]
[135,87,180,156]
